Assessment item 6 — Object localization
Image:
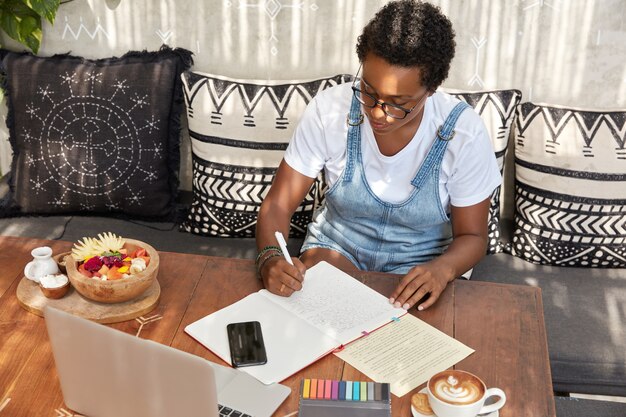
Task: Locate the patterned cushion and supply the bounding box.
[180,72,352,237]
[512,103,626,267]
[0,47,192,219]
[446,89,522,253]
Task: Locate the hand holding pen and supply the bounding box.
[257,231,306,296]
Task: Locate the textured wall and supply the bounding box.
[1,0,625,182]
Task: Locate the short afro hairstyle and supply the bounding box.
[356,0,456,91]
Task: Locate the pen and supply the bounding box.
[274,231,294,265]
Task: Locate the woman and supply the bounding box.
[255,0,500,311]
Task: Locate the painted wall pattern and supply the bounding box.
[0,0,624,182]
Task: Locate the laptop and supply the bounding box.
[44,306,290,417]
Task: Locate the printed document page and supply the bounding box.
[261,261,406,343]
[335,314,474,396]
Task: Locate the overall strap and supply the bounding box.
[344,95,363,183]
[411,101,470,189]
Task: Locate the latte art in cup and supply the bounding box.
[427,370,506,417]
[429,371,485,405]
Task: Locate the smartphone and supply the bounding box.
[226,321,267,367]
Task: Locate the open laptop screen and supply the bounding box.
[44,306,219,417]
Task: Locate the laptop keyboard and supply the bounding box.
[218,404,252,417]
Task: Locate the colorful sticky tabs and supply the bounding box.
[299,379,392,417]
[300,378,391,408]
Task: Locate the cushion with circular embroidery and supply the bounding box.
[0,46,192,219]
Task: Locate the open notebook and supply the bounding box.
[185,261,406,384]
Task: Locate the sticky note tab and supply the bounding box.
[310,378,318,399]
[303,379,311,399]
[331,380,339,400]
[374,382,382,401]
[339,381,346,400]
[368,382,374,401]
[391,316,400,322]
[317,379,325,399]
[324,379,332,399]
[353,381,360,401]
[332,344,345,353]
[346,381,353,401]
[381,383,390,402]
[360,380,367,401]
[361,330,369,336]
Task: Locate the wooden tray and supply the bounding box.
[16,277,160,324]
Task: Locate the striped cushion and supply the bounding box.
[181,77,522,250]
[512,103,626,267]
[180,72,351,237]
[447,89,522,253]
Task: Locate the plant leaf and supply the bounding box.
[0,0,49,52]
[22,0,60,24]
[0,11,22,42]
[19,14,42,53]
[2,0,37,18]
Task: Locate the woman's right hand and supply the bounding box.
[260,256,306,296]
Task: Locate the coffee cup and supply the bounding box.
[427,369,506,417]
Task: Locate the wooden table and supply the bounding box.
[0,236,556,417]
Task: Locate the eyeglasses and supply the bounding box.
[351,69,429,120]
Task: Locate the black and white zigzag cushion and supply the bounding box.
[446,89,522,253]
[512,103,626,267]
[180,72,352,237]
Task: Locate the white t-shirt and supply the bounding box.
[285,83,501,208]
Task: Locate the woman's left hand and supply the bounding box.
[389,262,454,311]
[389,199,492,311]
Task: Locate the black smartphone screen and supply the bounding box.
[226,321,267,367]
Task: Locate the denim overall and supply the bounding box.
[301,96,469,274]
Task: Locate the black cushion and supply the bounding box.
[472,253,626,396]
[0,46,192,219]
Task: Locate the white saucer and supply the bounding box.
[410,388,499,417]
